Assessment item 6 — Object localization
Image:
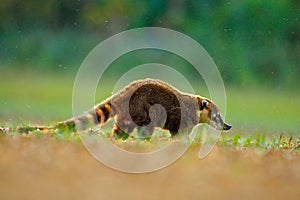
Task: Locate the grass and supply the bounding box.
[218,133,300,151]
[1,123,299,153]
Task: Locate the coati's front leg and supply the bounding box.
[137,125,154,139]
[164,115,181,136]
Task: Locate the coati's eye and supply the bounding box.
[201,99,209,109]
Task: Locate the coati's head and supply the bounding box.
[197,97,232,131]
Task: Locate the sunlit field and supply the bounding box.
[0,70,299,200]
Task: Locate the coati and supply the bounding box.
[18,78,232,137]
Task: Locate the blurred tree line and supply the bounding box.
[0,0,299,88]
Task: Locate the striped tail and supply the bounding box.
[56,101,114,132]
[16,101,115,134]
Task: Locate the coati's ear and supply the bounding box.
[200,99,209,110]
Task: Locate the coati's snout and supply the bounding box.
[198,98,232,131]
[222,123,232,131]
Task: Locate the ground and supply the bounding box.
[1,134,299,200]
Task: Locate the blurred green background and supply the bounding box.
[0,0,299,134]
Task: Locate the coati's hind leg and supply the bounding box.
[111,124,127,139]
[111,116,135,140]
